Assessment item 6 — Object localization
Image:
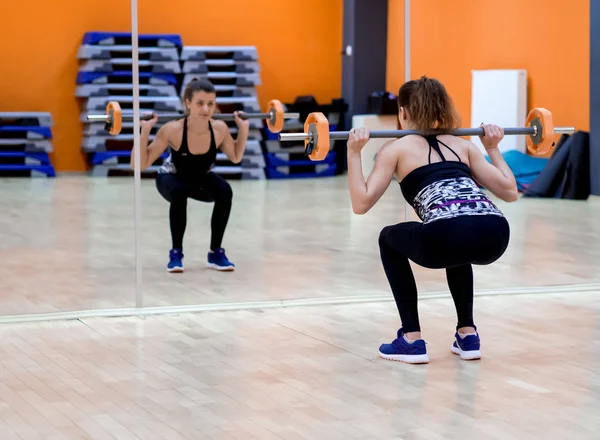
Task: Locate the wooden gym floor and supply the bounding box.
[0,290,598,439]
[0,175,599,438]
[0,175,599,316]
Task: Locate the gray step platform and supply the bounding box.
[18,156,51,165]
[0,127,50,140]
[0,139,53,152]
[183,60,260,74]
[80,109,183,123]
[0,112,54,127]
[212,85,257,97]
[91,164,266,180]
[0,168,54,178]
[216,153,265,169]
[91,155,165,166]
[89,150,263,168]
[214,140,262,156]
[266,140,311,153]
[242,140,263,155]
[85,121,262,139]
[210,153,265,168]
[212,166,266,179]
[183,73,261,87]
[82,134,156,150]
[178,83,258,97]
[214,96,260,113]
[82,95,259,113]
[77,45,179,61]
[221,119,262,129]
[75,84,178,98]
[83,96,184,112]
[83,120,263,137]
[80,73,175,86]
[83,95,261,113]
[84,121,166,136]
[180,46,258,61]
[227,128,263,142]
[91,164,158,177]
[78,59,182,74]
[82,32,182,48]
[82,136,262,154]
[278,120,305,130]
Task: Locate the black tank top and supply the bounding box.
[399,135,503,224]
[170,116,217,181]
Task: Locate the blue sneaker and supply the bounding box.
[378,328,429,364]
[167,248,184,273]
[451,330,482,360]
[206,248,235,271]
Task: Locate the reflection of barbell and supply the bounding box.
[87,100,300,135]
[278,108,576,161]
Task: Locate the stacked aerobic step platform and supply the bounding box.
[76,31,184,177]
[180,45,266,179]
[262,99,342,179]
[0,112,55,177]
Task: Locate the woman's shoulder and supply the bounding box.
[158,119,183,147]
[162,118,184,132]
[210,119,229,132]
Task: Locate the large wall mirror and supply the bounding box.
[0,3,137,319]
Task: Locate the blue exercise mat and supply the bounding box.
[484,150,548,191]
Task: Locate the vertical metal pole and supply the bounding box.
[404,0,410,84]
[591,0,600,195]
[404,0,412,222]
[131,0,143,308]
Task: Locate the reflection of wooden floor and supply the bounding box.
[0,175,599,316]
[0,290,598,439]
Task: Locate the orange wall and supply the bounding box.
[387,0,589,141]
[1,1,342,172]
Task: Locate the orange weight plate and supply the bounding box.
[266,99,285,133]
[526,107,554,156]
[106,101,123,136]
[304,112,330,161]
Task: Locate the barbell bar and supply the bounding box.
[278,108,575,160]
[87,99,300,135]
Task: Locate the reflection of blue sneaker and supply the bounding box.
[167,248,184,273]
[378,328,429,364]
[451,330,482,360]
[206,248,235,271]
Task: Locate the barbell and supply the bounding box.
[87,99,300,135]
[278,108,575,160]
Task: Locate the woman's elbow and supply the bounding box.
[352,201,371,215]
[500,188,519,203]
[130,161,149,171]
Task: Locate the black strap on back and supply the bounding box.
[424,135,462,164]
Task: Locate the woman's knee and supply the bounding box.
[215,180,233,203]
[170,187,188,204]
[378,225,394,250]
[156,175,188,203]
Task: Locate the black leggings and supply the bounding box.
[156,172,233,251]
[378,215,510,333]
